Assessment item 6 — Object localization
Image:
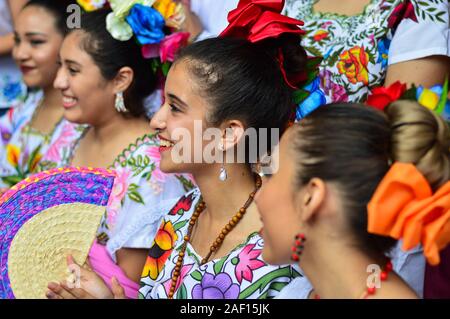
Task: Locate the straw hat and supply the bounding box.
[0,167,116,299]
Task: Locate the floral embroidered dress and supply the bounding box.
[0,90,85,188]
[283,0,450,103]
[139,188,302,299]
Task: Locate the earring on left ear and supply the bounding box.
[219,143,227,181]
[291,233,306,262]
[115,92,128,113]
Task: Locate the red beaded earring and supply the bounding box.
[291,233,306,262]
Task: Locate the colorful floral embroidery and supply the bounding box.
[142,220,178,280]
[284,0,449,103]
[139,188,302,299]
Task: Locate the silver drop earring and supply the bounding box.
[115,92,128,113]
[219,143,227,181]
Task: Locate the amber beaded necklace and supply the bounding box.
[168,174,262,299]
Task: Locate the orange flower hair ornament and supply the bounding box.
[367,162,450,266]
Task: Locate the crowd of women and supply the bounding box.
[0,0,449,299]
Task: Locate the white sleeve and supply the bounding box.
[388,0,450,65]
[190,0,239,41]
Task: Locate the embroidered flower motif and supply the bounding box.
[163,263,194,295]
[2,81,24,102]
[376,38,391,68]
[0,124,12,144]
[313,30,329,42]
[233,243,266,284]
[388,0,418,29]
[6,144,20,167]
[337,46,369,85]
[142,220,178,280]
[44,123,77,162]
[106,167,132,226]
[191,272,240,299]
[168,192,196,215]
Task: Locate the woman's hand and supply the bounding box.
[175,0,203,42]
[46,255,126,299]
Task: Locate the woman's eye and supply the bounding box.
[30,40,45,46]
[68,68,79,75]
[13,36,20,45]
[170,104,181,113]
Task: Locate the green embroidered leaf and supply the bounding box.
[190,270,202,282]
[176,284,188,299]
[27,144,42,173]
[128,190,144,204]
[128,183,139,191]
[173,219,189,232]
[238,267,294,299]
[268,281,288,293]
[213,257,228,275]
[2,175,24,187]
[143,156,150,166]
[326,52,340,68]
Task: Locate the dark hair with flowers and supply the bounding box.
[75,9,156,117]
[76,0,189,78]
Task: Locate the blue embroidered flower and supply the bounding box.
[2,81,23,102]
[377,38,391,68]
[126,4,165,45]
[295,77,326,121]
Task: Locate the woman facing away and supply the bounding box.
[46,3,315,299]
[37,8,193,299]
[255,101,450,298]
[0,0,85,190]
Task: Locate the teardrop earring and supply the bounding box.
[115,92,127,113]
[219,143,227,181]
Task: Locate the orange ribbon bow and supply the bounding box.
[368,162,450,265]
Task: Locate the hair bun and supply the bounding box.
[387,100,450,190]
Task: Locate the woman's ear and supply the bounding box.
[298,178,326,223]
[220,119,245,151]
[113,66,134,94]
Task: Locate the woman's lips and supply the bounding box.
[20,66,36,74]
[159,135,175,152]
[62,96,77,109]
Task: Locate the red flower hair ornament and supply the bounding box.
[220,0,305,43]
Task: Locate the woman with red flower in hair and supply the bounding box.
[283,0,450,104]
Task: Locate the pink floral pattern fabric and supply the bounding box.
[139,188,301,299]
[284,0,450,103]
